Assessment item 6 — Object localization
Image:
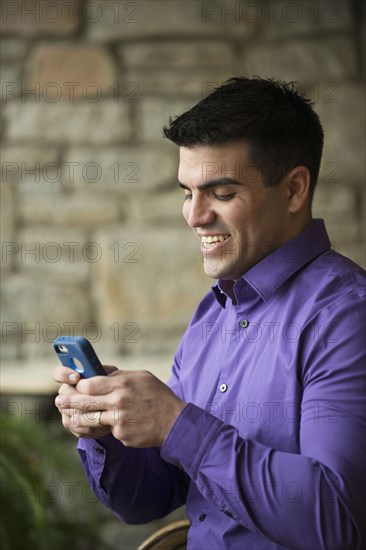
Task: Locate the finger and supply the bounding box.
[57,383,79,398]
[56,407,77,417]
[76,371,126,396]
[62,414,110,438]
[65,408,111,434]
[95,404,140,429]
[59,405,96,426]
[55,382,94,410]
[55,395,102,413]
[56,376,113,412]
[53,364,81,385]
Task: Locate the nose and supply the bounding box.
[184,194,215,228]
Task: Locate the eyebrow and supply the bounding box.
[177,177,243,191]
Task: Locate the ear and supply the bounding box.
[285,166,311,214]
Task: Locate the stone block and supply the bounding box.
[3,100,131,145]
[138,97,197,142]
[0,273,95,361]
[121,40,235,98]
[1,145,59,170]
[337,243,365,269]
[129,189,186,226]
[1,146,61,192]
[243,36,357,82]
[91,225,212,338]
[86,0,257,42]
[313,184,362,249]
[1,63,22,101]
[0,274,91,336]
[1,0,79,35]
[0,39,28,62]
[121,41,234,68]
[19,192,123,226]
[86,322,184,359]
[262,0,353,38]
[315,83,364,184]
[117,329,183,358]
[62,144,178,191]
[28,44,117,100]
[0,40,26,101]
[0,340,19,362]
[124,68,234,97]
[312,184,356,217]
[323,215,361,245]
[13,227,91,283]
[0,183,16,271]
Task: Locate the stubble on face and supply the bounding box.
[179,142,291,281]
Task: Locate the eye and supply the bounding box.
[213,193,235,201]
[183,193,192,201]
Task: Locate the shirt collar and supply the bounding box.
[212,219,331,306]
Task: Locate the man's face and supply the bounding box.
[178,142,293,281]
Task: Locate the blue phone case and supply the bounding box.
[53,336,107,378]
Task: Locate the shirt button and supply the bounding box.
[239,319,249,328]
[199,514,207,522]
[95,447,104,455]
[219,383,228,393]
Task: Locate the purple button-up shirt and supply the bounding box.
[78,219,366,549]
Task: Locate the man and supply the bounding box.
[54,78,366,549]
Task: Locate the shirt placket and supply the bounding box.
[215,302,242,397]
[214,289,257,410]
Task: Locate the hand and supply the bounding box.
[53,364,117,439]
[55,369,186,447]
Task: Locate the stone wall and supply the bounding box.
[1,0,365,374]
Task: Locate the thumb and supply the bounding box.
[103,365,119,375]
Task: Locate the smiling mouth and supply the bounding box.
[200,234,232,256]
[201,234,230,244]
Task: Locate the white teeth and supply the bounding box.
[201,234,230,243]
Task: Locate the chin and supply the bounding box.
[203,260,235,281]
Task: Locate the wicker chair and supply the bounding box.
[137,519,190,550]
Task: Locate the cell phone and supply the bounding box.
[53,336,107,378]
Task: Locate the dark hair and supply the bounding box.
[163,77,324,202]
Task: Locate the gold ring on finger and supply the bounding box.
[94,410,102,426]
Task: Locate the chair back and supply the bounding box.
[137,519,190,550]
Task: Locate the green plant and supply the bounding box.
[0,413,112,550]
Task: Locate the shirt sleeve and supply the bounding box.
[76,350,190,524]
[161,289,366,550]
